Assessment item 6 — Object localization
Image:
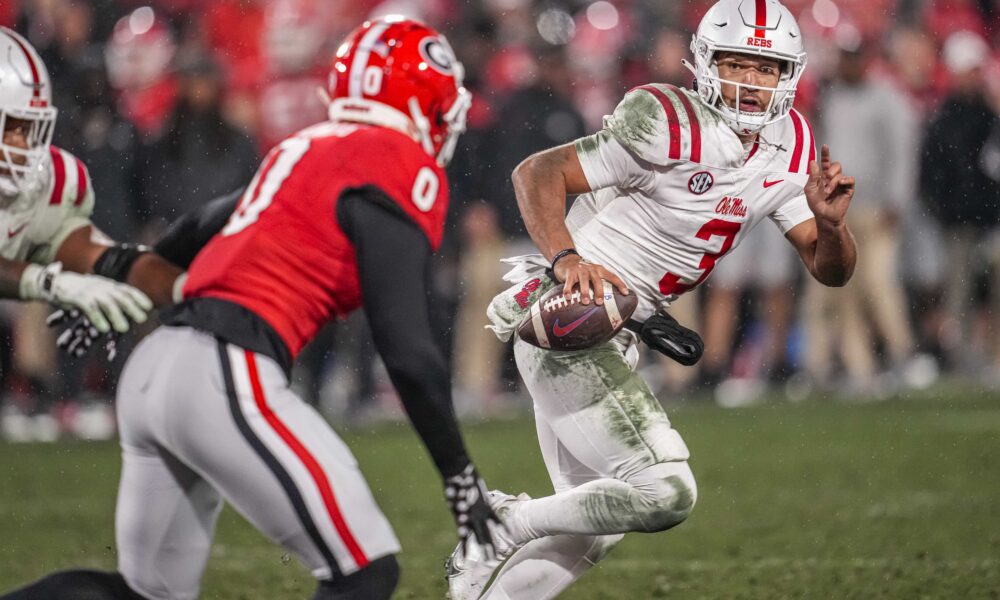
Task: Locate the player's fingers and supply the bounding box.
[56,327,74,349]
[79,302,111,334]
[820,144,831,169]
[46,309,68,327]
[807,159,821,186]
[825,173,844,196]
[121,285,153,312]
[562,268,578,297]
[94,295,130,334]
[578,269,593,305]
[112,288,150,325]
[589,270,605,305]
[824,161,842,180]
[600,268,629,295]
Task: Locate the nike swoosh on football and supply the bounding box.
[7,223,27,238]
[552,306,600,338]
[763,178,784,188]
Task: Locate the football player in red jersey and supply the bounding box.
[2,17,503,600]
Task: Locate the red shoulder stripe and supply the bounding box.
[73,157,87,206]
[666,85,701,163]
[804,112,816,164]
[788,110,805,173]
[638,85,680,160]
[49,147,65,205]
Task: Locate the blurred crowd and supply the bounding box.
[3,0,1000,440]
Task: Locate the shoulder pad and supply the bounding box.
[46,147,94,214]
[762,109,816,174]
[603,84,708,166]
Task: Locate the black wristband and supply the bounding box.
[93,243,151,282]
[550,248,579,272]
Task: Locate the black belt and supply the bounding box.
[161,297,294,377]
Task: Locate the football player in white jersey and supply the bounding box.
[0,27,183,333]
[447,0,857,598]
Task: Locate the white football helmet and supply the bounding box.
[687,0,807,134]
[0,27,56,199]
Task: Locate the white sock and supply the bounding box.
[481,534,622,600]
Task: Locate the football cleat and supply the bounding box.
[445,490,528,600]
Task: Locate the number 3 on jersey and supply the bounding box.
[222,138,441,236]
[659,218,742,296]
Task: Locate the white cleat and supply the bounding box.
[445,490,528,600]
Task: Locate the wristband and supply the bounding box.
[550,248,579,272]
[19,262,61,301]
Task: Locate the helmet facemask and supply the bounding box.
[687,37,806,135]
[0,106,56,200]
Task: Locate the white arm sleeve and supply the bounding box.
[770,193,814,234]
[575,130,655,193]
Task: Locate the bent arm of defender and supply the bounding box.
[339,190,472,479]
[153,186,245,268]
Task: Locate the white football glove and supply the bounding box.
[20,262,153,334]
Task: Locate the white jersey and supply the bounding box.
[0,146,94,265]
[571,83,815,321]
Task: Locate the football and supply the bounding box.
[517,281,638,351]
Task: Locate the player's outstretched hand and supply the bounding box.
[23,263,152,333]
[553,253,629,306]
[444,464,507,563]
[804,144,855,226]
[47,309,119,361]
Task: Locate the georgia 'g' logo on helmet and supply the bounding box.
[686,0,807,134]
[419,38,456,75]
[326,17,471,167]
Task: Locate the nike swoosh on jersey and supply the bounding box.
[763,178,784,188]
[7,223,27,238]
[552,306,600,338]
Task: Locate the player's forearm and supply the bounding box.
[126,254,184,307]
[0,257,30,298]
[811,219,856,287]
[512,152,577,261]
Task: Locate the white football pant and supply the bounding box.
[114,326,400,600]
[482,335,696,600]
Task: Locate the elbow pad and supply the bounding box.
[93,243,151,282]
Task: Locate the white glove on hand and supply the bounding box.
[20,262,153,334]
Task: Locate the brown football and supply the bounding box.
[516,281,638,351]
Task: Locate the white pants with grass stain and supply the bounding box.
[483,334,697,600]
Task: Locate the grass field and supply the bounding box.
[2,385,999,598]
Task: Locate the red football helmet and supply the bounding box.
[327,16,471,166]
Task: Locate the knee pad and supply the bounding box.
[626,461,698,532]
[313,555,400,600]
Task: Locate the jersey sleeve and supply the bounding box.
[575,129,655,192]
[601,84,701,167]
[27,148,96,264]
[769,193,814,234]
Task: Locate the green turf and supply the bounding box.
[2,386,999,598]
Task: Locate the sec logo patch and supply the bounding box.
[688,171,714,195]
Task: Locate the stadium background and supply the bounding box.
[0,0,998,598]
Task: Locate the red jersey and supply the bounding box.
[183,122,449,358]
